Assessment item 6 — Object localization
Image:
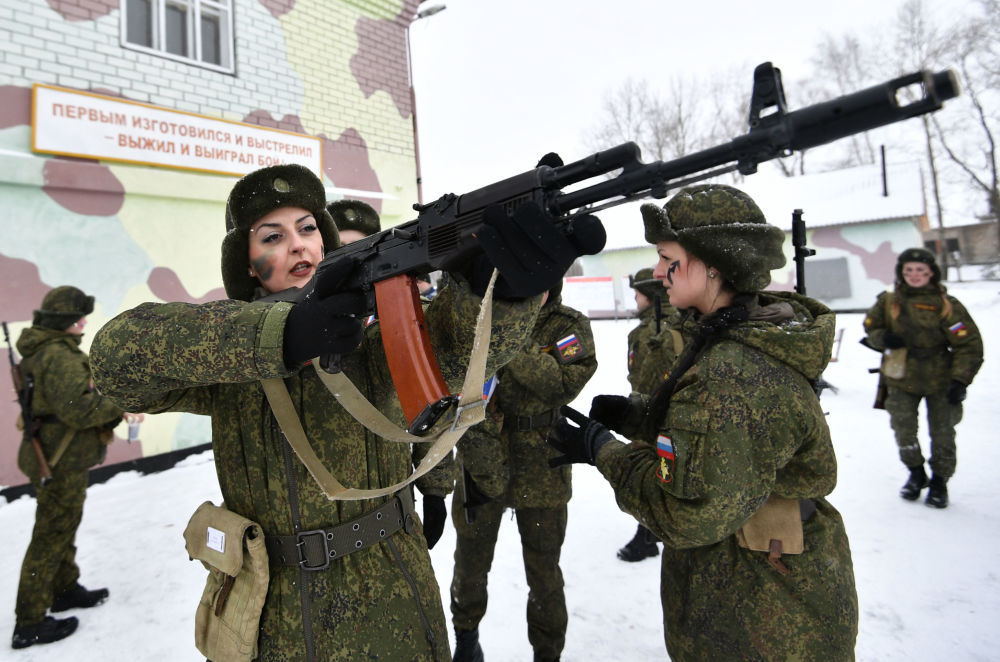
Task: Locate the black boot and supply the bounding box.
[453,628,484,662]
[899,466,929,501]
[11,616,78,649]
[50,583,109,612]
[926,474,949,509]
[533,654,560,662]
[617,524,659,562]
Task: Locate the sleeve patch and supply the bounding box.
[656,434,674,484]
[556,333,584,362]
[948,321,967,337]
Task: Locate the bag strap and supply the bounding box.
[46,427,76,468]
[261,270,499,501]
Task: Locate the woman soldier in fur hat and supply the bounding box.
[547,184,858,661]
[862,248,983,508]
[90,164,601,661]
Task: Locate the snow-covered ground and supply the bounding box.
[2,281,998,661]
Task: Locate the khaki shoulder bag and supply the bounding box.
[183,501,269,662]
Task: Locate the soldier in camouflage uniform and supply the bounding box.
[548,185,858,661]
[862,248,983,508]
[12,287,131,650]
[617,267,684,562]
[626,267,684,396]
[450,281,597,662]
[90,164,599,661]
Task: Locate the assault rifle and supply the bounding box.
[293,62,959,434]
[3,321,53,485]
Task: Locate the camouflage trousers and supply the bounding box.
[449,485,568,660]
[16,468,88,626]
[885,386,963,478]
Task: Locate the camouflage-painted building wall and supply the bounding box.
[0,0,422,488]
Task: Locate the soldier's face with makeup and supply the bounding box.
[653,241,711,312]
[248,206,325,294]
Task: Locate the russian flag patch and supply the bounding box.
[556,334,583,362]
[949,321,966,337]
[656,434,674,483]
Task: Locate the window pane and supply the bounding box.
[126,0,153,47]
[165,4,188,57]
[200,14,221,65]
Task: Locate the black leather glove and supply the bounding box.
[282,256,367,367]
[421,495,447,550]
[945,380,967,405]
[547,405,614,467]
[465,203,606,300]
[589,394,630,433]
[882,331,906,349]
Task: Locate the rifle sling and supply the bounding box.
[260,270,498,501]
[46,427,76,468]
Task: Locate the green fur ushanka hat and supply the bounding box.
[629,267,663,301]
[895,247,941,285]
[221,164,340,301]
[640,184,786,293]
[33,285,95,330]
[327,199,381,237]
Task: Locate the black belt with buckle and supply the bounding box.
[265,488,415,571]
[515,408,559,431]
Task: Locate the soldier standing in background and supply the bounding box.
[89,164,597,661]
[450,280,597,662]
[548,185,858,661]
[617,267,684,562]
[12,287,140,650]
[327,198,381,244]
[862,248,983,508]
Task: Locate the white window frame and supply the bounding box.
[120,0,235,74]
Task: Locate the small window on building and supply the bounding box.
[121,0,234,73]
[803,257,852,301]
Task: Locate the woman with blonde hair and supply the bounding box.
[862,247,983,508]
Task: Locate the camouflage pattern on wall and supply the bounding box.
[0,0,421,488]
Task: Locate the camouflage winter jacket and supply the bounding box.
[90,277,539,662]
[863,284,983,395]
[596,291,858,661]
[627,301,684,396]
[16,326,122,480]
[460,296,597,509]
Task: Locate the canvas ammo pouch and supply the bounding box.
[880,347,907,379]
[183,501,269,662]
[736,495,813,575]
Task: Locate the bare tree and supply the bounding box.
[930,0,1000,224]
[584,67,749,180]
[806,32,883,169]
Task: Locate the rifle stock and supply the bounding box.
[280,62,959,433]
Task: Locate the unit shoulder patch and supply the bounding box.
[555,333,587,363]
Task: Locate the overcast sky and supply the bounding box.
[407,0,970,210]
